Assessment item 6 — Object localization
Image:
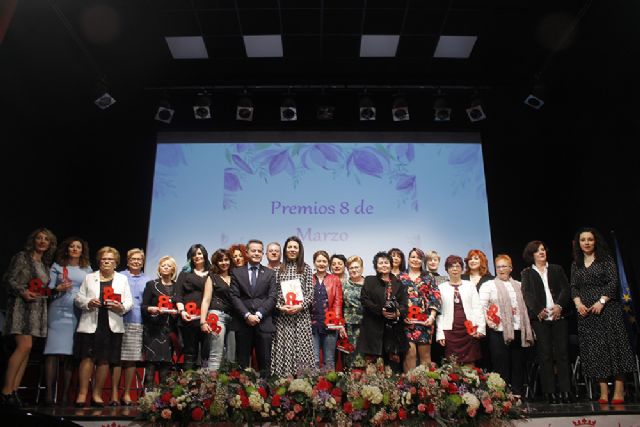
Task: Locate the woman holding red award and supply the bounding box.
[43,236,92,406]
[311,250,344,371]
[74,246,132,406]
[1,227,57,407]
[270,236,315,377]
[436,255,485,366]
[399,248,441,372]
[478,254,534,396]
[142,256,179,388]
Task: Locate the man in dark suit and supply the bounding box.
[230,239,277,373]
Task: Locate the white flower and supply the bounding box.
[248,392,264,411]
[462,392,480,410]
[487,373,506,391]
[361,385,383,405]
[401,391,413,406]
[288,378,313,397]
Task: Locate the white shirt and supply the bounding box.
[532,262,554,321]
[478,280,521,331]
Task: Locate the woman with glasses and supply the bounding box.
[74,247,133,407]
[436,255,485,366]
[479,255,534,396]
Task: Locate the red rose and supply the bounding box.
[241,395,249,408]
[449,373,459,381]
[363,399,370,409]
[161,391,172,403]
[448,383,458,394]
[418,388,428,400]
[271,394,281,407]
[343,402,353,414]
[230,369,241,379]
[191,407,204,421]
[258,387,267,398]
[398,407,407,420]
[316,378,332,392]
[331,387,343,399]
[203,399,212,410]
[427,402,435,414]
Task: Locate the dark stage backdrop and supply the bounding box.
[1,87,639,315]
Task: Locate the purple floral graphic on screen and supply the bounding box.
[223,143,419,211]
[300,144,342,170]
[389,143,415,162]
[153,145,187,199]
[446,145,487,202]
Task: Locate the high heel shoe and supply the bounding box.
[597,397,608,404]
[90,398,105,407]
[611,398,624,404]
[74,400,87,407]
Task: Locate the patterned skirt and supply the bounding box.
[121,323,144,361]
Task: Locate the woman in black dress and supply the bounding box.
[174,244,211,371]
[571,227,637,404]
[142,256,179,388]
[357,251,408,372]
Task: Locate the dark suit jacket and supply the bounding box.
[230,264,277,333]
[356,275,408,356]
[521,263,572,320]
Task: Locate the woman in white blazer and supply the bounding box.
[73,247,132,407]
[436,255,485,366]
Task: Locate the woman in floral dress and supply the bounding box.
[399,248,441,372]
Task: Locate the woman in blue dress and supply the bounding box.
[43,237,92,405]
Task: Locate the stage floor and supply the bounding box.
[11,399,640,426]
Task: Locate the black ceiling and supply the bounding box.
[0,0,638,125]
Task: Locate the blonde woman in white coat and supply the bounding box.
[73,247,132,407]
[436,255,485,366]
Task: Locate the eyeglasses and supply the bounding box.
[496,265,512,269]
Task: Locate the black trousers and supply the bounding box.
[235,324,272,373]
[532,318,571,394]
[488,329,525,395]
[179,325,209,370]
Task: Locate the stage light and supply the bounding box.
[94,92,116,110]
[236,95,254,121]
[154,99,174,124]
[524,95,544,109]
[316,92,335,121]
[466,98,486,122]
[193,93,211,120]
[392,94,410,122]
[433,96,451,122]
[359,95,376,121]
[280,95,297,121]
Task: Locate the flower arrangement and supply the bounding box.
[335,356,403,426]
[138,369,215,424]
[139,357,525,426]
[424,357,524,426]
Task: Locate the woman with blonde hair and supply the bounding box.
[1,228,57,407]
[142,256,179,388]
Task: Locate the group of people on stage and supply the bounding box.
[0,227,637,408]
